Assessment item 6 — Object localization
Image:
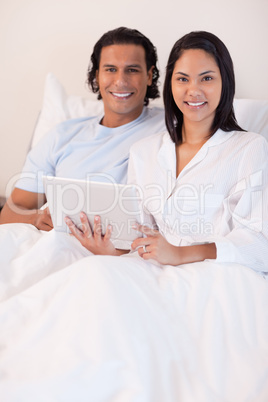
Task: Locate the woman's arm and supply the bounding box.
[131,224,216,265]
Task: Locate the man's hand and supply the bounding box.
[0,188,53,231]
[34,206,53,231]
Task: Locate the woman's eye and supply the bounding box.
[178,77,188,82]
[202,76,212,81]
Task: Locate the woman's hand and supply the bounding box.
[65,212,121,256]
[131,223,217,266]
[131,224,182,265]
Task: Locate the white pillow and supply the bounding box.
[31,73,104,148]
[31,73,268,148]
[234,98,268,140]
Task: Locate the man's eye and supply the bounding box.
[128,68,139,73]
[106,68,116,72]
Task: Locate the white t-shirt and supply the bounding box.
[128,129,268,273]
[16,106,165,193]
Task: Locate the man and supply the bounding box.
[0,27,165,230]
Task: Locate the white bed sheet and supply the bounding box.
[0,223,268,401]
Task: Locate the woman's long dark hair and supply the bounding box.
[87,27,160,106]
[163,31,245,144]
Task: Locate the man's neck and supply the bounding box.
[101,107,144,128]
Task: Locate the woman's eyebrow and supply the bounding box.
[174,70,216,76]
[174,71,189,76]
[199,70,216,76]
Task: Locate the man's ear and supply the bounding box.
[147,66,154,86]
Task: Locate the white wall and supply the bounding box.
[0,0,267,197]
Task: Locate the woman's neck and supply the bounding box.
[181,119,212,145]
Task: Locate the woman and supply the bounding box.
[66,31,268,274]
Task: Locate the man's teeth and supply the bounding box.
[112,92,132,97]
[187,102,205,106]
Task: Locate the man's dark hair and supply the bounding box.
[163,30,245,144]
[87,27,160,105]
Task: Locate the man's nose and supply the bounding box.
[114,70,128,86]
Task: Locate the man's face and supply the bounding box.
[96,44,154,127]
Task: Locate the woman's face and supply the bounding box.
[171,49,222,128]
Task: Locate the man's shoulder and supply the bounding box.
[144,105,164,120]
[55,115,100,132]
[43,115,100,145]
[133,105,165,133]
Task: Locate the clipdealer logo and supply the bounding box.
[4,169,265,234]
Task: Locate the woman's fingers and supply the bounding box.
[64,214,117,256]
[65,216,83,238]
[65,213,110,244]
[133,223,158,237]
[93,215,103,243]
[132,238,150,250]
[136,243,151,256]
[65,212,93,242]
[80,212,93,238]
[131,223,159,252]
[103,224,112,242]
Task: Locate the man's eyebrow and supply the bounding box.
[175,70,216,76]
[101,63,143,68]
[126,64,142,68]
[102,64,116,68]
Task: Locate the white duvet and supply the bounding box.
[0,223,268,402]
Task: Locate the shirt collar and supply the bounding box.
[157,129,236,179]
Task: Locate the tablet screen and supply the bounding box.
[43,176,143,242]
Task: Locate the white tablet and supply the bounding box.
[43,176,143,242]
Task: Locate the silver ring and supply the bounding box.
[143,245,147,253]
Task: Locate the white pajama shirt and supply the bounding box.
[128,129,268,274]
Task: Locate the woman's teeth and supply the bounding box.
[187,102,205,106]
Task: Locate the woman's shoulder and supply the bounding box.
[228,130,268,171]
[231,130,268,150]
[213,129,268,151]
[130,130,170,156]
[232,129,266,140]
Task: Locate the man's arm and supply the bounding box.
[0,188,53,231]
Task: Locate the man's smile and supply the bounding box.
[110,92,134,99]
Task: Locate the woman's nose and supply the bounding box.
[187,81,201,96]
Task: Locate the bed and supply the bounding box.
[0,73,268,402]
